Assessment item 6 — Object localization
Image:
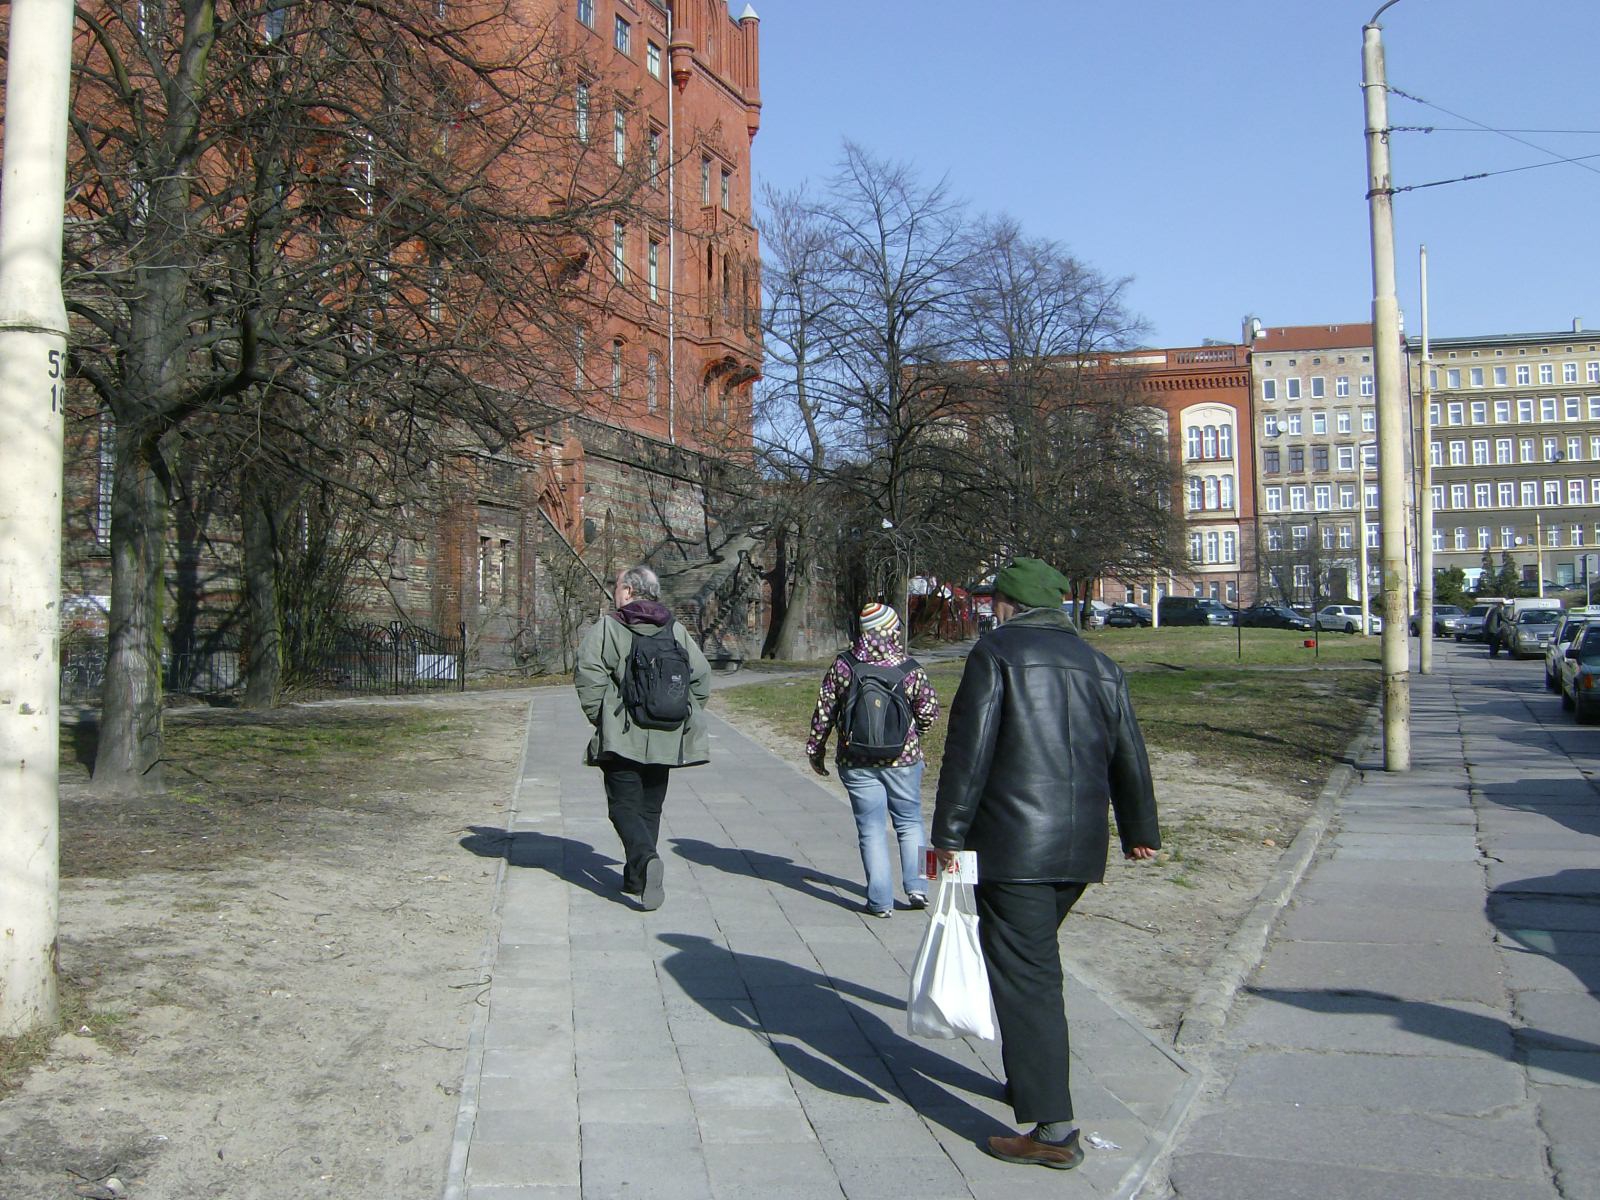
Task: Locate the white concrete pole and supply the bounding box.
[1364,17,1411,770]
[1418,245,1435,673]
[0,0,74,1037]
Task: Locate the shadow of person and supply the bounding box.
[1490,866,1600,998]
[668,837,863,910]
[458,825,638,908]
[1245,985,1600,1085]
[656,932,1007,1141]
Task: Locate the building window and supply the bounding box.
[1574,525,1586,547]
[1189,532,1203,562]
[1265,486,1282,513]
[1311,411,1327,435]
[1314,483,1331,511]
[1337,446,1354,470]
[1360,374,1374,397]
[1187,478,1204,511]
[1520,437,1535,463]
[1262,379,1277,401]
[1517,364,1531,385]
[1186,427,1202,459]
[1204,531,1219,563]
[1286,377,1302,400]
[1590,362,1600,384]
[1518,397,1535,423]
[1430,441,1442,467]
[1470,368,1484,388]
[1266,525,1283,551]
[1219,475,1234,508]
[1219,424,1233,458]
[1445,368,1461,388]
[1470,401,1487,424]
[1339,524,1354,550]
[1494,399,1511,423]
[610,339,623,399]
[1449,441,1466,466]
[613,107,627,165]
[1548,523,1561,547]
[614,14,630,53]
[1292,525,1309,550]
[1590,397,1600,421]
[577,0,593,27]
[1476,526,1491,549]
[1571,479,1587,506]
[1289,485,1307,512]
[1544,436,1559,462]
[1432,529,1445,551]
[1446,402,1464,425]
[1540,363,1555,385]
[646,352,660,413]
[1202,426,1218,458]
[1202,476,1218,509]
[1454,527,1467,551]
[1542,397,1559,422]
[1289,447,1305,472]
[1472,439,1489,466]
[1522,481,1538,506]
[1431,485,1444,510]
[648,127,661,185]
[1264,447,1280,473]
[647,41,662,78]
[700,157,712,204]
[1287,413,1303,435]
[612,221,625,282]
[1361,409,1376,433]
[1311,377,1326,399]
[1336,411,1351,434]
[1569,436,1584,462]
[1312,446,1329,471]
[721,169,733,211]
[1567,396,1583,421]
[1475,483,1491,507]
[1498,482,1515,507]
[1451,483,1467,508]
[1545,480,1561,506]
[1494,366,1508,386]
[1340,484,1356,509]
[647,239,660,301]
[1335,376,1350,398]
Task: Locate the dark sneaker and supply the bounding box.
[640,856,665,911]
[985,1128,1084,1170]
[863,904,892,918]
[906,893,929,910]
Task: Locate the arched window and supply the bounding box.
[646,352,660,414]
[1205,531,1219,563]
[1187,478,1204,510]
[1218,424,1233,458]
[1202,426,1218,458]
[1186,427,1203,459]
[1203,476,1218,509]
[1219,475,1234,509]
[610,339,623,400]
[1222,530,1237,563]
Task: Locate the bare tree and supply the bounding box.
[63,0,646,788]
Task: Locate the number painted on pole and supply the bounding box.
[46,348,64,412]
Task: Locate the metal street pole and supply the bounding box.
[1417,245,1435,673]
[0,0,73,1037]
[1364,10,1411,770]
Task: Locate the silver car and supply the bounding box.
[1546,616,1590,690]
[1455,602,1497,642]
[1508,608,1563,659]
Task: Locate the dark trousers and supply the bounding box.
[974,879,1089,1125]
[600,759,670,893]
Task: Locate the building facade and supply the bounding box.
[1249,323,1386,605]
[1417,324,1600,592]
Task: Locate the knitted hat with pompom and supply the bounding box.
[859,602,901,634]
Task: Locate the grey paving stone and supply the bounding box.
[830,1152,971,1200]
[1252,940,1507,1004]
[577,1146,711,1200]
[1229,992,1514,1058]
[695,1103,817,1143]
[579,1087,695,1126]
[1501,947,1600,993]
[1292,877,1488,912]
[1514,990,1600,1046]
[1334,837,1485,862]
[1274,901,1492,945]
[1524,1048,1600,1087]
[702,1141,843,1199]
[472,1098,579,1144]
[1222,1050,1526,1114]
[1167,1151,1559,1200]
[465,1186,579,1200]
[465,1139,579,1189]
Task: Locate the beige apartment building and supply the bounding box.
[1418,324,1600,592]
[1249,323,1394,605]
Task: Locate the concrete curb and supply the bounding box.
[439,697,536,1200]
[1170,702,1383,1057]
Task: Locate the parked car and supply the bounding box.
[1237,603,1313,631]
[1103,603,1153,628]
[1546,614,1593,690]
[1061,599,1111,628]
[1559,623,1600,722]
[1454,602,1499,642]
[1157,596,1235,626]
[1409,604,1465,637]
[1506,607,1564,659]
[1315,604,1383,634]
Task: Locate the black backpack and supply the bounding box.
[836,653,916,761]
[620,624,693,730]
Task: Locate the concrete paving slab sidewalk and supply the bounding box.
[1165,638,1600,1200]
[443,678,1198,1200]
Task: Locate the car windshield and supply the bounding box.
[1560,620,1587,641]
[1518,610,1561,625]
[1437,606,1462,615]
[1467,606,1492,617]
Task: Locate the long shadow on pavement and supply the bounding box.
[668,837,864,911]
[657,932,1008,1143]
[458,826,640,908]
[1243,986,1600,1084]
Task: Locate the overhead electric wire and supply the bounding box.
[1387,84,1600,180]
[1392,151,1600,194]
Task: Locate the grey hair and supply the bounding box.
[619,564,660,601]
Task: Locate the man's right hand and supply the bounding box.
[808,752,829,777]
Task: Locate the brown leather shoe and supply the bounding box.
[985,1128,1084,1170]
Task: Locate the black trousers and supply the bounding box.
[974,879,1089,1125]
[600,759,670,893]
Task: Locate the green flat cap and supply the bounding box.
[994,556,1069,609]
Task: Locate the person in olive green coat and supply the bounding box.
[573,564,712,910]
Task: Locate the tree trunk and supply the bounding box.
[93,432,169,795]
[771,567,814,661]
[241,471,283,709]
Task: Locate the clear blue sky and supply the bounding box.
[750,0,1600,348]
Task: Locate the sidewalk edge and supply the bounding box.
[439,696,536,1200]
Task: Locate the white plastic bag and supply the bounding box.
[905,873,996,1040]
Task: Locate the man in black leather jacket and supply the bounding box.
[932,557,1159,1171]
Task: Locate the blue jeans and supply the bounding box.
[838,762,927,911]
